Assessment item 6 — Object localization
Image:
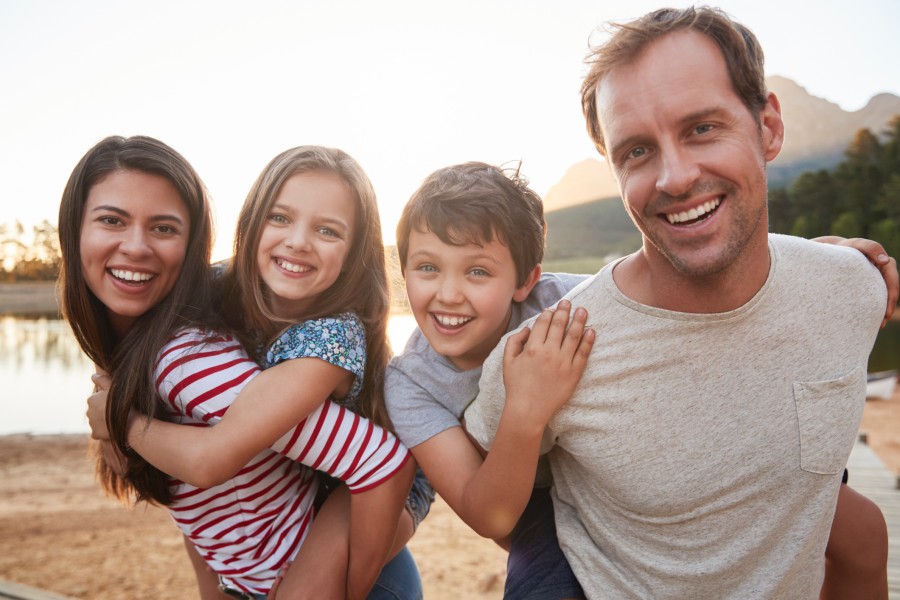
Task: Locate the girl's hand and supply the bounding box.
[86,374,111,440]
[502,300,595,430]
[813,236,898,326]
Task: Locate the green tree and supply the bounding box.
[831,211,861,239]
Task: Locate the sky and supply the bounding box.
[2,0,899,259]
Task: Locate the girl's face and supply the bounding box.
[257,170,356,319]
[80,170,190,336]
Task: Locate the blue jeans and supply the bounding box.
[368,546,423,600]
[505,487,585,600]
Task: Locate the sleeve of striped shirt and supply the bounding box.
[155,329,409,492]
[269,401,410,493]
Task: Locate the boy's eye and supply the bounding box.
[468,268,489,277]
[416,264,437,273]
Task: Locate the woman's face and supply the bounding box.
[79,169,191,336]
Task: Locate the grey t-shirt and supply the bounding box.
[386,272,589,449]
[466,235,886,599]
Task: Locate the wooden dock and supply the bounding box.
[847,437,900,598]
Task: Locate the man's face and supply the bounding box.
[596,30,783,280]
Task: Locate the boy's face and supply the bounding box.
[404,227,533,371]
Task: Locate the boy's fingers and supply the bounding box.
[504,327,531,362]
[529,306,556,343]
[560,306,589,357]
[545,300,572,344]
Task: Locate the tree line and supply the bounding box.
[769,115,900,257]
[2,116,899,283]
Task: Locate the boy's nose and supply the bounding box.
[436,276,464,304]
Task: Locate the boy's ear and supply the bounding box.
[512,264,542,302]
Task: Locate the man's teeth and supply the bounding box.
[666,198,721,224]
[435,314,473,327]
[110,269,153,282]
[277,258,312,273]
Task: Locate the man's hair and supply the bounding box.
[396,162,546,287]
[581,6,767,155]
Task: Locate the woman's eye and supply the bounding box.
[98,216,120,226]
[153,225,177,235]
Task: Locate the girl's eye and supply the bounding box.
[317,227,339,238]
[267,214,288,224]
[416,264,437,273]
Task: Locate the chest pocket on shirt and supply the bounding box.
[793,366,866,475]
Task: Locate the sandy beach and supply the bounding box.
[1,388,898,599]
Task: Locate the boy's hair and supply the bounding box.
[581,6,767,156]
[396,162,546,287]
[220,145,393,428]
[58,135,216,506]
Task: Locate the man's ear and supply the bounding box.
[512,264,542,302]
[760,92,785,162]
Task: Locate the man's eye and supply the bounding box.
[695,123,714,134]
[628,147,646,159]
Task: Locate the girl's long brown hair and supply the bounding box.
[58,135,216,505]
[216,146,393,428]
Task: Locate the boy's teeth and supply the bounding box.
[110,269,152,282]
[277,258,312,273]
[435,314,473,327]
[666,197,721,224]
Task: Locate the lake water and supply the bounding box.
[2,315,899,435]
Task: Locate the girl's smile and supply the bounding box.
[257,170,356,319]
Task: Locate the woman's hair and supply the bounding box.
[58,135,215,505]
[218,145,393,428]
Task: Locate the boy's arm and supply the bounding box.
[412,302,593,539]
[812,236,897,325]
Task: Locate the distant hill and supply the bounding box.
[542,77,900,211]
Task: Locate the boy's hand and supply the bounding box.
[502,300,595,430]
[813,236,898,326]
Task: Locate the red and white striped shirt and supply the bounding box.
[154,329,409,595]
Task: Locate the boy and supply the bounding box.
[386,161,896,598]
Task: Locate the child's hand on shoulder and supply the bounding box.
[501,300,594,429]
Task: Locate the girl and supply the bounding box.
[62,137,415,599]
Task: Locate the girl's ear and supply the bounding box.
[512,264,542,302]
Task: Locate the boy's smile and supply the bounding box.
[404,228,534,371]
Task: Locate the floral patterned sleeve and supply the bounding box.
[264,312,367,406]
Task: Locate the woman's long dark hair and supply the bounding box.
[58,135,216,505]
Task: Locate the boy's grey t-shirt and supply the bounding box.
[386,272,590,449]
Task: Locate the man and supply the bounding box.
[465,7,893,598]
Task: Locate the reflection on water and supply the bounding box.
[0,314,419,435]
[2,314,896,435]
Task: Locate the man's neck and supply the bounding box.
[612,237,771,313]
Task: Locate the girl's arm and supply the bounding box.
[410,302,594,539]
[88,353,355,488]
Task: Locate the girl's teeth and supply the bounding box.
[111,269,152,282]
[666,197,722,224]
[277,259,312,273]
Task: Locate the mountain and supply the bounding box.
[766,76,900,185]
[542,77,900,212]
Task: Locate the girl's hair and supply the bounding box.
[218,146,393,428]
[58,135,216,505]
